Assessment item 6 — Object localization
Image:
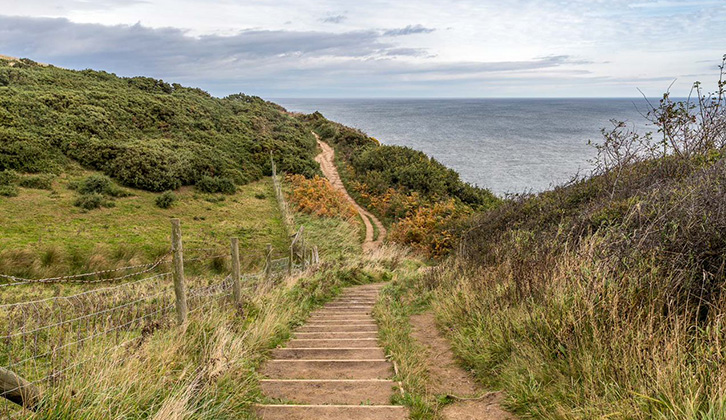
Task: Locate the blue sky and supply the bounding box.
[0,0,724,98]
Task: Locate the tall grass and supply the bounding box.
[407,58,726,418]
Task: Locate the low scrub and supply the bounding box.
[195,175,237,195]
[19,174,54,190]
[286,174,358,220]
[155,190,177,209]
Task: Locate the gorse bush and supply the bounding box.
[0,169,19,186]
[69,174,129,197]
[73,192,114,210]
[0,185,18,197]
[0,59,319,191]
[19,174,54,190]
[195,176,237,195]
[155,191,177,209]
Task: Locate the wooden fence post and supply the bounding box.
[288,244,293,275]
[265,244,272,278]
[171,218,187,324]
[0,367,41,409]
[313,245,319,264]
[230,237,241,306]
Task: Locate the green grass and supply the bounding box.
[0,169,289,280]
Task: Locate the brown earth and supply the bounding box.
[410,313,515,420]
[313,133,386,252]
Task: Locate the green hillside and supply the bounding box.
[0,57,319,192]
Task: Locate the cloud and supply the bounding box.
[383,24,435,36]
[320,15,347,24]
[0,15,600,97]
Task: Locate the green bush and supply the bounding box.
[0,60,319,192]
[155,191,177,209]
[195,176,236,195]
[0,169,18,186]
[0,185,18,197]
[19,174,54,190]
[73,192,114,210]
[71,174,129,197]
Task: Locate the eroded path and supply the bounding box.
[256,284,407,419]
[313,133,386,252]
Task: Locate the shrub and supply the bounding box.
[155,191,177,209]
[254,192,266,199]
[73,192,113,210]
[0,169,18,185]
[195,176,236,195]
[72,174,129,197]
[19,174,54,190]
[286,174,358,220]
[0,185,18,197]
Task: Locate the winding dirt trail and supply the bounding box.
[313,133,386,252]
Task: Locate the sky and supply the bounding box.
[0,0,724,98]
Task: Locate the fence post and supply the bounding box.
[0,367,41,409]
[313,245,319,265]
[230,237,241,306]
[288,244,293,275]
[171,218,187,324]
[265,244,272,278]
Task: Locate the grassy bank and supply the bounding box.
[2,246,420,419]
[0,169,289,280]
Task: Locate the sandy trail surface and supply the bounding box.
[313,133,386,252]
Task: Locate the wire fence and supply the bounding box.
[0,160,320,416]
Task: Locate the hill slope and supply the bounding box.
[0,57,319,192]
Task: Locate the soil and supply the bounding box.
[313,133,386,252]
[410,313,515,420]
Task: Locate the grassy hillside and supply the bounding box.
[0,57,319,192]
[390,62,726,418]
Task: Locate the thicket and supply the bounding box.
[301,112,498,255]
[69,174,129,210]
[286,174,358,220]
[425,57,726,418]
[0,58,320,192]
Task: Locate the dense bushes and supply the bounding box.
[195,176,236,195]
[19,174,54,189]
[69,174,128,210]
[0,59,319,192]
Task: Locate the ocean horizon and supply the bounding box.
[273,97,664,196]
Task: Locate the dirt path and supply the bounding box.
[410,313,515,420]
[256,284,407,419]
[313,133,386,252]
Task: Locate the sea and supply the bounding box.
[272,98,658,196]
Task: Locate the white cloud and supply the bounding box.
[0,0,723,97]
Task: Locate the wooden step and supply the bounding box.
[271,347,385,360]
[285,338,379,348]
[255,404,407,420]
[297,325,378,333]
[293,331,378,339]
[260,379,395,404]
[261,360,393,379]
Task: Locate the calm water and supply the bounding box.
[273,98,656,196]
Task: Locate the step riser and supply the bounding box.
[255,405,407,420]
[305,320,376,324]
[262,360,393,379]
[271,348,385,360]
[285,339,379,348]
[260,380,395,405]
